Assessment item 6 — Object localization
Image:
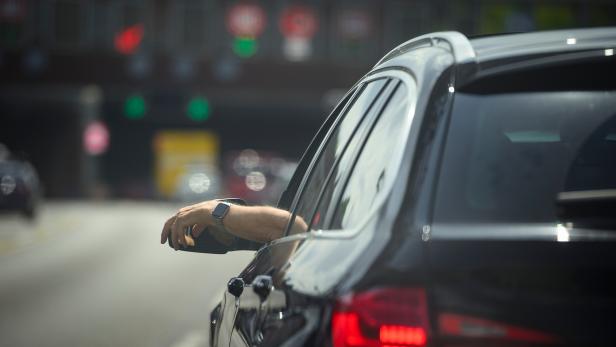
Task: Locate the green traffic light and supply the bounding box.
[233,37,258,58]
[124,95,146,119]
[187,97,211,122]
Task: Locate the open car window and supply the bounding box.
[285,78,391,235]
[329,81,409,230]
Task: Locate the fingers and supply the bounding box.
[170,212,198,250]
[163,200,213,250]
[161,216,176,244]
[161,215,194,248]
[185,228,195,247]
[170,219,184,250]
[191,224,205,238]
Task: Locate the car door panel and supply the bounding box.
[228,286,262,347]
[223,78,396,346]
[210,87,362,347]
[221,71,416,347]
[213,290,239,347]
[228,238,304,347]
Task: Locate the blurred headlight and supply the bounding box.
[188,173,211,194]
[1,175,17,195]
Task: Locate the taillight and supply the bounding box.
[438,313,558,343]
[332,287,430,347]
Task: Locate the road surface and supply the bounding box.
[0,201,254,347]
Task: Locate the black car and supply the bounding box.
[0,145,41,219]
[182,28,616,347]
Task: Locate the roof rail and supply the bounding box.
[375,31,476,67]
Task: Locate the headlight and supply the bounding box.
[1,175,17,195]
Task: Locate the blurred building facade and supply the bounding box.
[1,0,615,199]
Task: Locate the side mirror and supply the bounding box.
[167,198,264,254]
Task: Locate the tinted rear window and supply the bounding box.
[434,91,616,224]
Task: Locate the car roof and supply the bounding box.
[376,27,616,70]
[469,27,616,63]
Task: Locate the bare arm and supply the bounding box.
[161,200,307,250]
[223,204,306,242]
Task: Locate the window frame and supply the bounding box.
[264,67,414,253]
[276,85,362,211]
[282,77,392,236]
[265,68,418,248]
[307,80,402,231]
[310,69,418,239]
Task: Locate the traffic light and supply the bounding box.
[124,95,146,119]
[115,24,144,55]
[187,97,211,122]
[226,3,265,59]
[232,37,258,58]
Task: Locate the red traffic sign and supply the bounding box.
[226,3,266,37]
[279,5,318,39]
[83,121,109,155]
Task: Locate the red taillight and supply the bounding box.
[380,325,427,345]
[332,287,430,347]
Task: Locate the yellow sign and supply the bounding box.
[153,131,219,198]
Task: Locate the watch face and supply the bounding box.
[212,203,230,219]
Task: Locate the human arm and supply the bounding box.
[160,200,307,250]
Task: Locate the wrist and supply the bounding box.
[203,200,219,225]
[209,201,236,246]
[212,201,232,227]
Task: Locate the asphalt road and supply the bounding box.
[0,201,254,347]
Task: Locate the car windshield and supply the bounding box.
[433,90,616,224]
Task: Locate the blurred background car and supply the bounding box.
[0,143,41,219]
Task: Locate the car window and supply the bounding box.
[330,82,409,230]
[433,91,616,224]
[277,89,358,210]
[286,78,391,235]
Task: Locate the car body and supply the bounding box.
[0,147,41,219]
[207,28,616,347]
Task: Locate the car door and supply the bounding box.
[210,78,387,347]
[261,75,409,346]
[260,73,417,347]
[227,70,417,347]
[219,77,396,347]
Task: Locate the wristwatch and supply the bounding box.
[211,201,232,231]
[210,201,235,246]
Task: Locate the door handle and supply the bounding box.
[252,275,273,302]
[227,277,244,297]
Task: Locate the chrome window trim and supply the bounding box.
[376,31,475,67]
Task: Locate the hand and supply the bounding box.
[161,200,216,250]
